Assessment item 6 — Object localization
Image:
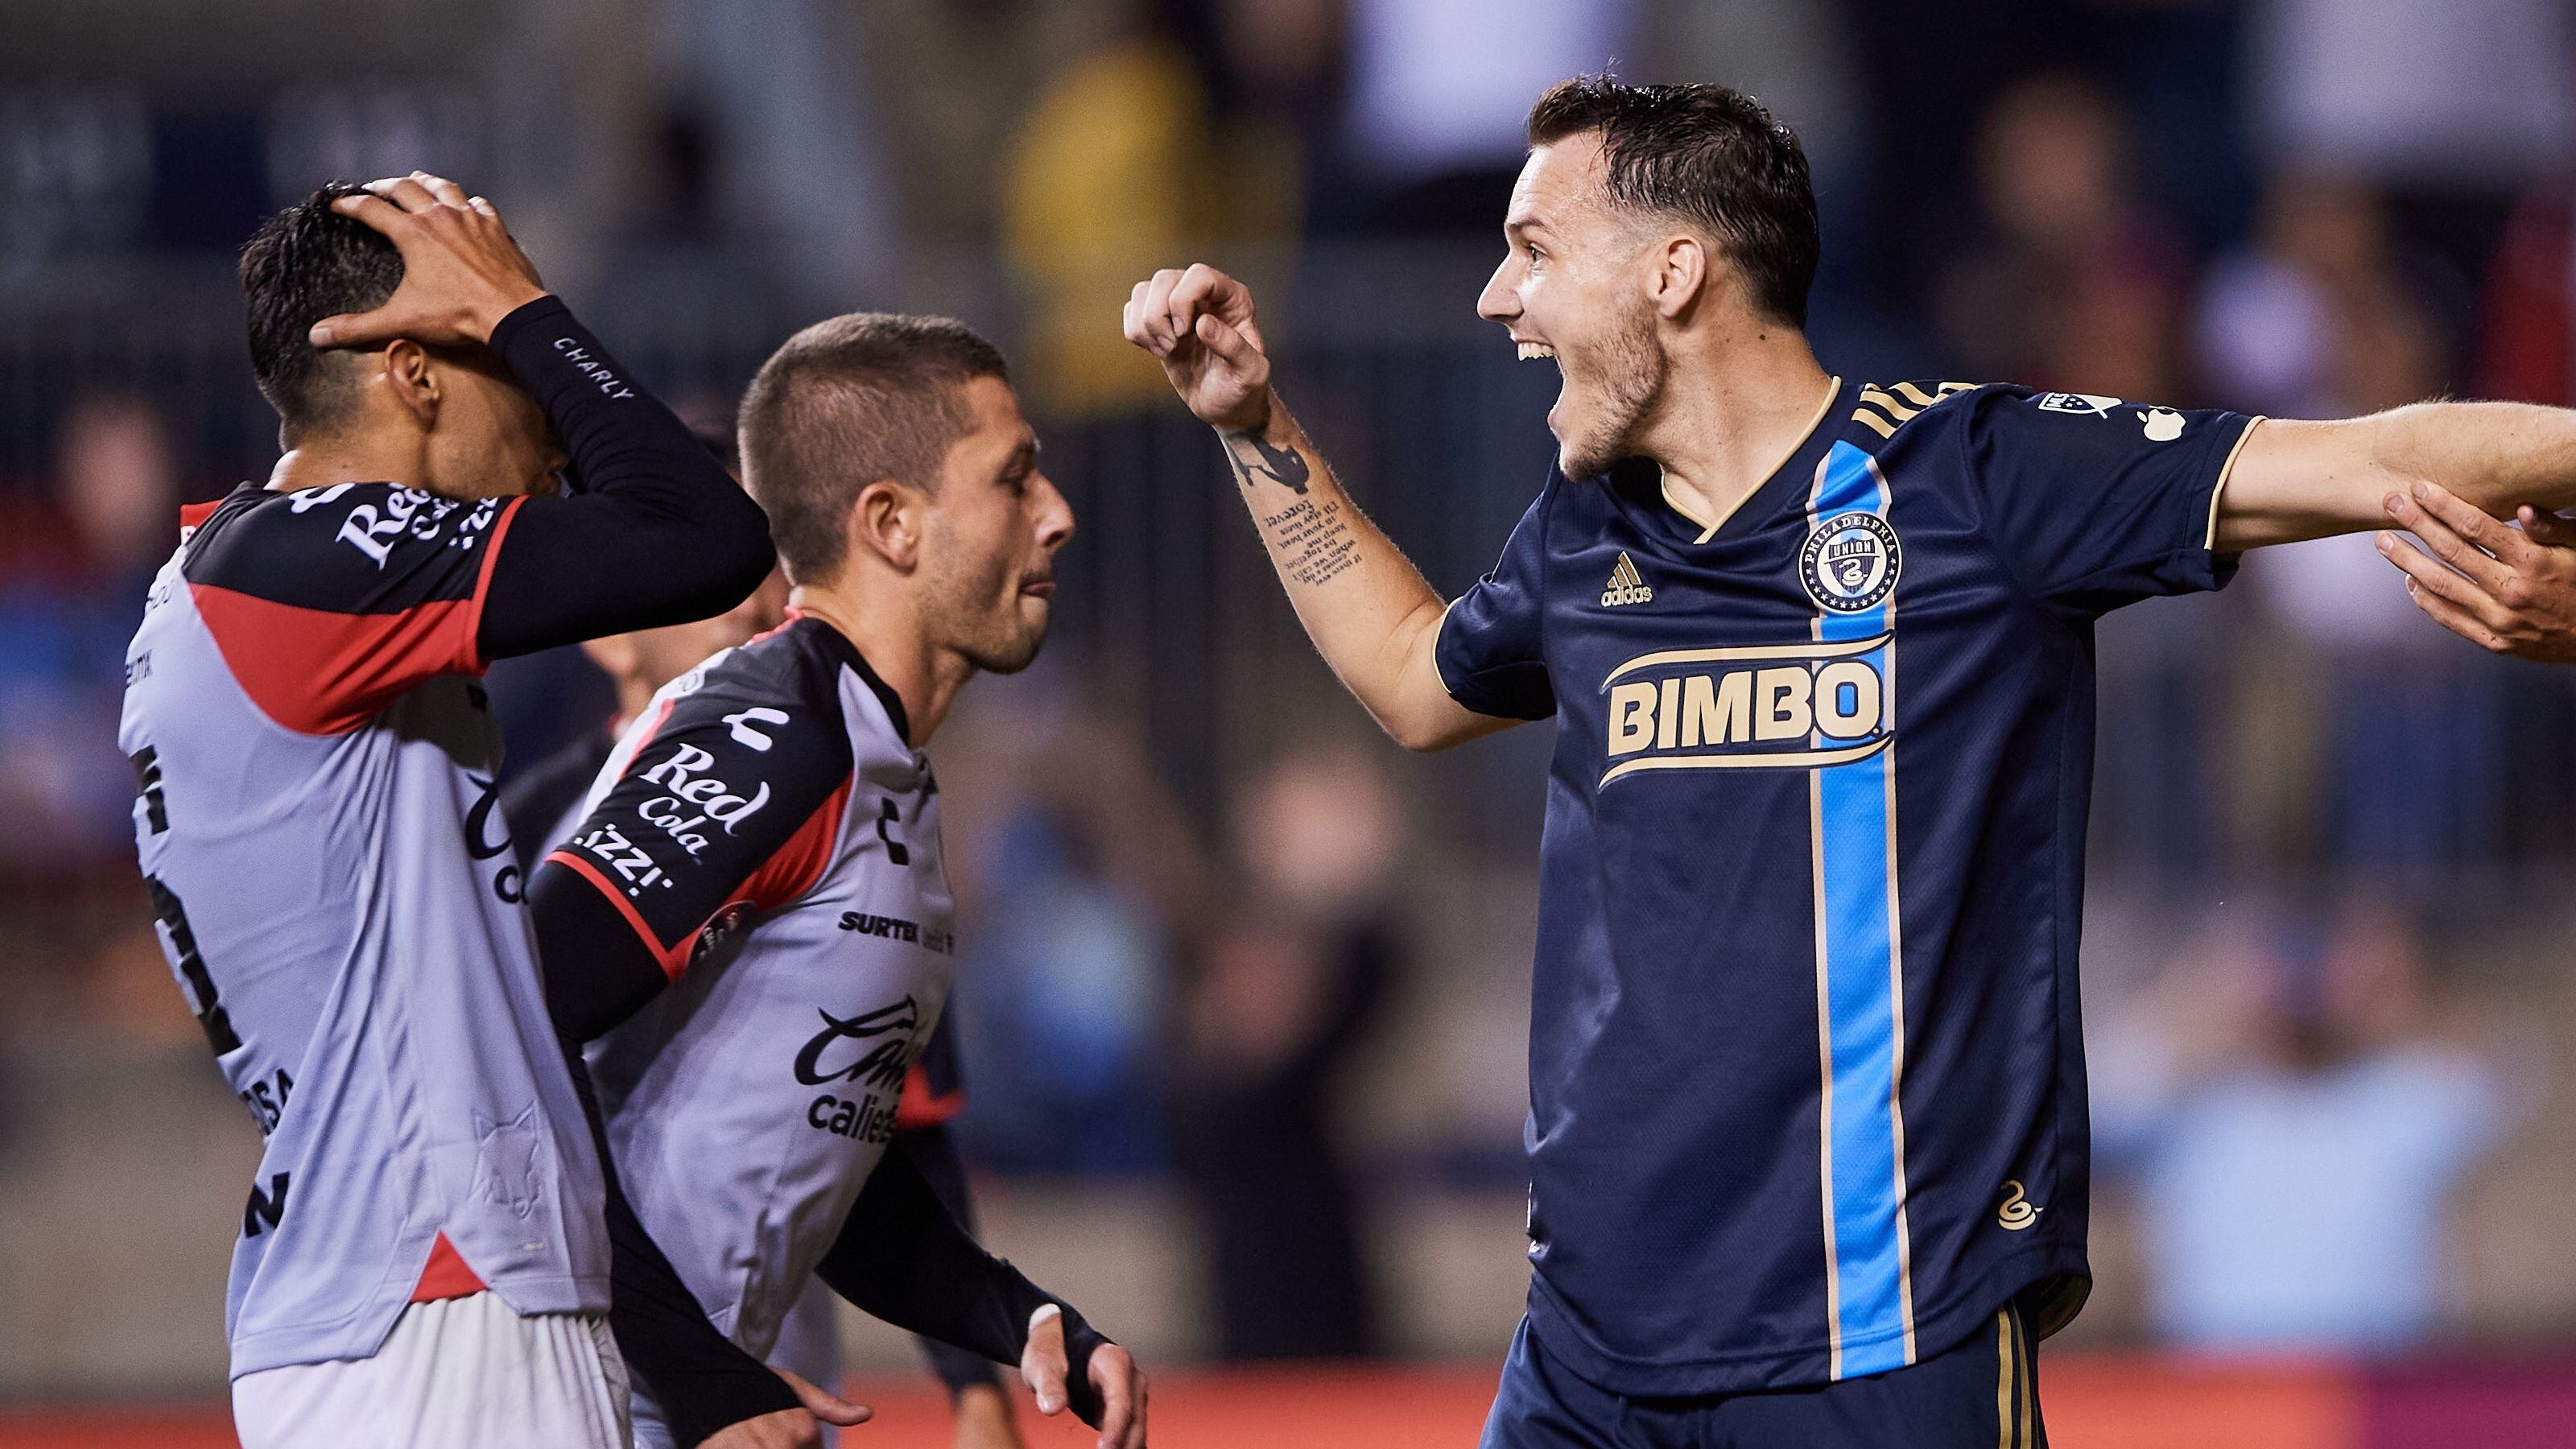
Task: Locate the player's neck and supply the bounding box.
[266,426,429,495]
[782,584,967,749]
[1637,328,1835,535]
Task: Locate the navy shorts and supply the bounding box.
[1480,1304,2046,1449]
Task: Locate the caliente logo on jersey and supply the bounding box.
[1597,634,1892,786]
[1798,513,1901,613]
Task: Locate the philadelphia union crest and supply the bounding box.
[1798,513,1901,613]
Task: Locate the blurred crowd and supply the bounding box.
[6,0,2576,1378]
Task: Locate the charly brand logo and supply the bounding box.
[1598,634,1891,786]
[2140,407,2186,442]
[1600,551,1654,607]
[1798,512,1901,613]
[1996,1179,2041,1230]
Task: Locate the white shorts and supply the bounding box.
[233,1292,632,1449]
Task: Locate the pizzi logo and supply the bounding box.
[1798,512,1900,613]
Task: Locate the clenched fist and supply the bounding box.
[1122,263,1271,435]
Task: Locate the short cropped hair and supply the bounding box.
[1526,76,1818,328]
[238,183,406,433]
[738,313,1009,584]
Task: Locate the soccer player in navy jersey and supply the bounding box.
[1125,77,2576,1447]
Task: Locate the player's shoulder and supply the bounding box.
[183,480,511,610]
[631,615,912,782]
[1839,380,1996,451]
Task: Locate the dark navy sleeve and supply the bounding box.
[1435,477,1558,720]
[1956,386,2260,617]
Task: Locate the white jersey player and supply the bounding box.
[529,314,1148,1449]
[119,174,802,1448]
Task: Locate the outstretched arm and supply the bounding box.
[1122,264,1515,752]
[2214,402,2576,551]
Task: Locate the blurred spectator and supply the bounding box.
[1341,0,1637,231]
[2248,0,2570,292]
[1000,13,1302,414]
[941,691,1203,1174]
[2475,189,2576,407]
[2197,175,2499,879]
[1170,744,1403,1360]
[1934,73,2188,401]
[2096,898,2524,1352]
[0,394,179,877]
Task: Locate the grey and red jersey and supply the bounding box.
[118,482,609,1378]
[552,615,954,1365]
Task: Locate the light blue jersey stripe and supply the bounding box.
[1810,440,1914,1376]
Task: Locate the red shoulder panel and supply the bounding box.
[739,777,851,913]
[189,582,480,735]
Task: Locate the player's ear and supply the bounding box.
[381,339,439,428]
[848,479,923,572]
[1647,234,1708,322]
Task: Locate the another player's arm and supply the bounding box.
[1123,264,1514,752]
[813,1148,1148,1449]
[313,175,774,661]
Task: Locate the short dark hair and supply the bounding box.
[1525,76,1818,328]
[738,313,1009,584]
[238,183,406,434]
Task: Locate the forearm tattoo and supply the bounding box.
[1223,420,1358,586]
[1257,496,1361,587]
[1222,429,1311,495]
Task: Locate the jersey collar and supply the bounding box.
[786,610,914,745]
[1610,376,1849,548]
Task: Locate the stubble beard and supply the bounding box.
[1560,307,1669,481]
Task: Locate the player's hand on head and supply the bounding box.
[308,172,549,352]
[700,1368,873,1449]
[1122,262,1270,435]
[2378,480,2576,663]
[1021,1304,1148,1449]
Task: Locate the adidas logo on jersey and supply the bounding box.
[1601,551,1654,607]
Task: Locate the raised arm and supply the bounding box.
[312,175,775,660]
[2213,402,2576,552]
[1122,264,1515,752]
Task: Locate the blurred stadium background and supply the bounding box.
[7,0,2576,1444]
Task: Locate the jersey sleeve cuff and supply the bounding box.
[1434,597,1558,721]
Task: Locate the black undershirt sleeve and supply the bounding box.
[558,1034,801,1447]
[890,1125,1007,1398]
[530,858,672,1044]
[477,297,774,661]
[815,1146,1117,1429]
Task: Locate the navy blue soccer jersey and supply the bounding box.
[1438,380,2260,1396]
